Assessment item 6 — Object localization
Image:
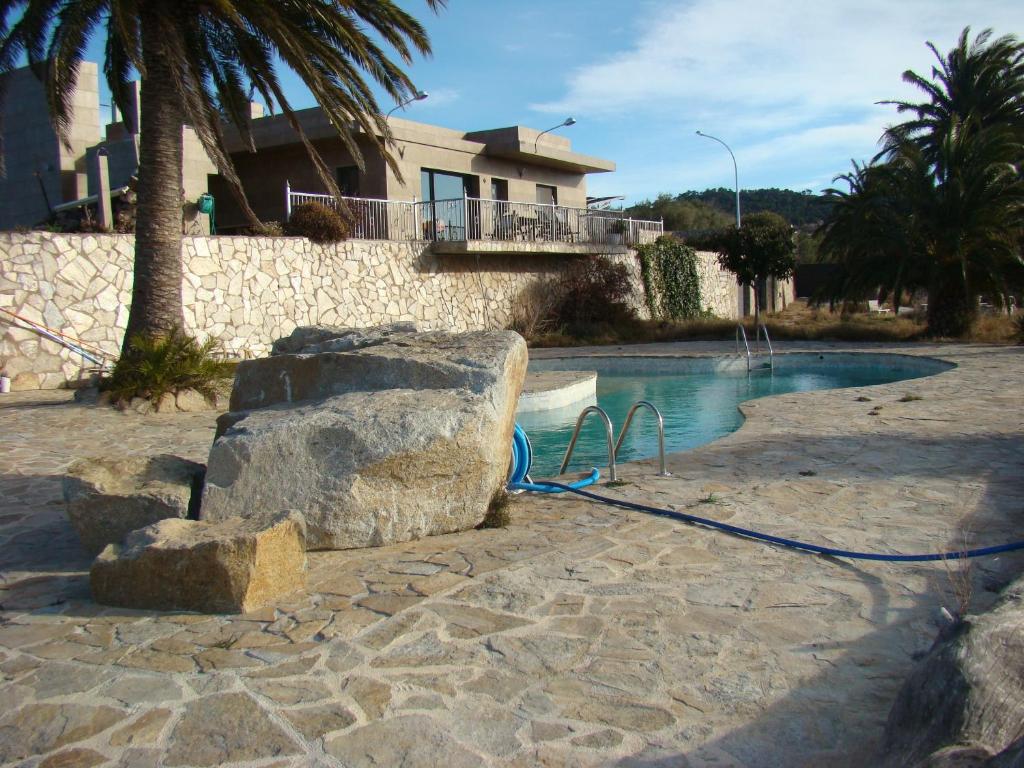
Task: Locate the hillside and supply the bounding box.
[627,188,832,230]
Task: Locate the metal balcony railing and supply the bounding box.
[286,184,663,247]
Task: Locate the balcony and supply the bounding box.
[286,189,663,255]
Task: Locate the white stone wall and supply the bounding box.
[2,233,655,389]
[695,250,739,319]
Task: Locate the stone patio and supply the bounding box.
[1,341,1022,767]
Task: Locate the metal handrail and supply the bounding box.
[614,400,670,476]
[757,323,774,369]
[736,324,751,372]
[559,405,617,482]
[0,306,111,368]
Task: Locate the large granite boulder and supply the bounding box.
[201,329,527,551]
[270,321,418,356]
[879,574,1024,767]
[64,455,205,556]
[91,511,306,614]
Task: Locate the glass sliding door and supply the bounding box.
[421,168,476,241]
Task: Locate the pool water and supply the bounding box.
[516,358,941,478]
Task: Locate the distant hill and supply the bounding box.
[677,187,833,228]
[627,188,832,230]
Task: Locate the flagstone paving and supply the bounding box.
[1,341,1022,767]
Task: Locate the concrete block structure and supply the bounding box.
[0,62,101,230]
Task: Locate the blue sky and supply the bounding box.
[68,0,1024,203]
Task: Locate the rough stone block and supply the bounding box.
[879,574,1024,766]
[90,510,306,614]
[64,455,205,556]
[202,329,527,551]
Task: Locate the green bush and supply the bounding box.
[284,201,350,243]
[102,328,235,404]
[637,236,704,320]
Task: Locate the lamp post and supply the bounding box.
[534,117,576,153]
[385,90,429,120]
[696,130,740,228]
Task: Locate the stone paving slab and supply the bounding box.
[1,341,1022,767]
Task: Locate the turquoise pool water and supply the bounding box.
[516,354,949,478]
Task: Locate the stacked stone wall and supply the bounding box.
[1,234,660,389]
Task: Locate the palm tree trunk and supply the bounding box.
[121,8,185,354]
[927,266,976,337]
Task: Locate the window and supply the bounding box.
[336,166,359,197]
[420,168,470,201]
[536,184,557,206]
[491,178,509,201]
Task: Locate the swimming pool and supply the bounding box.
[516,353,953,478]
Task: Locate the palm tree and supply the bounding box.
[820,27,1024,336]
[880,27,1024,174]
[819,158,929,314]
[0,0,443,356]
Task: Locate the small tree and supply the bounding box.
[705,212,796,327]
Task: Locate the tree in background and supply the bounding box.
[819,27,1024,336]
[626,194,732,232]
[702,212,796,328]
[0,0,443,361]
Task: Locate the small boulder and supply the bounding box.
[64,455,205,556]
[90,511,306,614]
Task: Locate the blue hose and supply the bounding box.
[509,468,601,494]
[507,423,599,494]
[530,481,1024,562]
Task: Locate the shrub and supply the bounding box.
[551,256,636,336]
[102,328,235,405]
[245,221,285,237]
[479,489,512,529]
[637,236,703,321]
[284,202,350,243]
[508,279,559,340]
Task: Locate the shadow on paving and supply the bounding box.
[605,448,1024,766]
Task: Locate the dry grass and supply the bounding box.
[526,300,1022,348]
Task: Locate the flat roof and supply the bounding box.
[223,108,614,175]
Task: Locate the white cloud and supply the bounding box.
[534,0,1023,196]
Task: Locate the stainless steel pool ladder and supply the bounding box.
[757,322,774,370]
[736,323,774,371]
[558,405,617,482]
[736,324,751,371]
[614,400,670,476]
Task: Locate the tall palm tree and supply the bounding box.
[820,27,1024,336]
[0,0,443,355]
[880,27,1024,175]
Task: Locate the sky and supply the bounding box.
[62,0,1024,204]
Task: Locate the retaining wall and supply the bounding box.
[0,232,745,390]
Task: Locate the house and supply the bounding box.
[2,61,661,251]
[211,108,659,254]
[0,63,217,233]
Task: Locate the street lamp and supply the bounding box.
[696,130,740,228]
[385,90,429,120]
[534,117,576,152]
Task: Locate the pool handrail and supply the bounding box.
[614,400,670,476]
[736,324,751,371]
[757,323,774,370]
[559,405,617,482]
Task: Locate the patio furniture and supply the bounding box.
[868,300,892,314]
